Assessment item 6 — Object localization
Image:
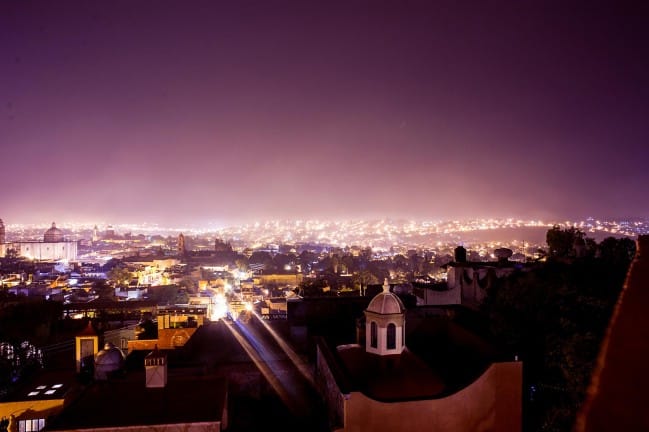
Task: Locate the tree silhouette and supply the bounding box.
[93,279,115,300]
[546,225,585,258]
[107,266,132,288]
[481,242,632,431]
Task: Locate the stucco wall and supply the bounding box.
[5,241,78,261]
[127,328,197,352]
[343,361,522,432]
[423,284,461,305]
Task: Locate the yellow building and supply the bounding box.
[254,273,303,286]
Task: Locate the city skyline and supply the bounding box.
[2,1,648,226]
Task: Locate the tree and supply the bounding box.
[598,236,636,266]
[249,251,274,270]
[147,285,179,305]
[178,277,197,293]
[392,254,408,271]
[546,225,585,258]
[352,270,379,295]
[481,253,631,431]
[272,253,293,271]
[175,289,190,304]
[107,266,132,287]
[93,279,115,300]
[341,254,356,274]
[299,278,330,297]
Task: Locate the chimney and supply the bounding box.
[454,245,467,263]
[145,346,167,388]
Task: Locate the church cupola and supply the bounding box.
[364,278,406,356]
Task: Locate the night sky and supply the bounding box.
[1,1,648,227]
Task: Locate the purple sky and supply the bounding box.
[1,0,648,227]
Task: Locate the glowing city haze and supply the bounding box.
[1,1,648,227]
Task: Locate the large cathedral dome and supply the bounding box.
[44,222,64,242]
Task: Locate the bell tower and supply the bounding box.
[0,218,5,244]
[178,233,186,256]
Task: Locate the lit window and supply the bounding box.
[44,390,56,395]
[27,391,39,396]
[18,418,45,432]
[36,385,46,390]
[51,384,63,388]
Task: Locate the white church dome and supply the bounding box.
[367,279,405,315]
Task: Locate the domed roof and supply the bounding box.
[94,342,125,371]
[44,222,64,242]
[367,279,405,315]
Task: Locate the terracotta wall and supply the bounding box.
[344,361,522,432]
[128,328,198,352]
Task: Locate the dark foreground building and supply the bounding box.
[313,279,522,431]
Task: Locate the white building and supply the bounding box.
[0,221,78,261]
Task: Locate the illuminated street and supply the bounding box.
[176,304,329,432]
[223,311,327,430]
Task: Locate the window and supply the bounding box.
[19,418,45,432]
[387,323,396,349]
[370,321,378,348]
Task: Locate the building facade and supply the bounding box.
[0,221,78,261]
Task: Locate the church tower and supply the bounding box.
[364,278,406,357]
[0,218,5,244]
[178,233,186,256]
